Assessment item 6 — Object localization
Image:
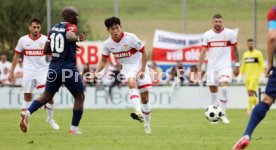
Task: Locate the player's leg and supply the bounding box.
[232,95,274,150]
[68,91,85,134]
[138,70,152,133]
[232,70,276,149]
[246,80,259,116]
[65,71,85,134]
[20,91,56,133]
[140,91,151,134]
[21,78,36,111]
[209,86,218,105]
[128,77,144,122]
[20,70,62,133]
[206,67,219,105]
[37,72,59,130]
[218,81,230,124]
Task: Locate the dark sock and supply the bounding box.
[28,100,43,114]
[72,110,83,126]
[244,102,270,137]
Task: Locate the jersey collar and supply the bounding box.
[213,27,224,34]
[28,34,41,41]
[112,32,124,43]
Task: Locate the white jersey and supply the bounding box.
[101,32,152,92]
[202,28,237,71]
[102,32,144,69]
[14,34,48,76]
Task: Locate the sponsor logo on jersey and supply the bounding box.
[208,41,231,47]
[24,49,44,56]
[245,57,258,63]
[112,48,137,59]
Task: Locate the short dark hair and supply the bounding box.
[29,18,41,26]
[104,17,121,29]
[247,38,254,42]
[213,14,223,19]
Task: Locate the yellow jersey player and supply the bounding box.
[240,38,265,115]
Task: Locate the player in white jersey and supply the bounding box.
[9,18,59,130]
[198,14,240,124]
[95,17,152,134]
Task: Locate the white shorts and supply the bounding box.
[121,64,152,93]
[22,70,47,93]
[206,67,232,86]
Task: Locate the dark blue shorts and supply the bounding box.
[265,68,276,98]
[45,68,84,94]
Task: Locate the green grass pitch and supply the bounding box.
[1,109,276,150]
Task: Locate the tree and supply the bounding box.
[0,0,90,58]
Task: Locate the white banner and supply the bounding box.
[0,85,270,109]
[151,29,239,63]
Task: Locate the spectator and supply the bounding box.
[169,60,187,85]
[188,65,199,85]
[14,58,24,86]
[0,54,11,75]
[150,62,163,86]
[1,67,12,85]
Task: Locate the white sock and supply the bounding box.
[211,93,218,105]
[141,103,151,126]
[45,103,54,121]
[70,125,78,131]
[129,88,141,113]
[22,101,31,111]
[219,86,229,114]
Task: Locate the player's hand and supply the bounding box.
[137,69,145,80]
[8,73,14,82]
[265,64,274,78]
[79,33,86,42]
[233,66,240,77]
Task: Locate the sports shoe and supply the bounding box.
[130,112,144,123]
[47,119,60,130]
[220,114,230,124]
[144,125,151,134]
[68,129,82,135]
[20,111,29,133]
[232,135,250,150]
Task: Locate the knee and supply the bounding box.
[210,87,218,93]
[140,93,149,104]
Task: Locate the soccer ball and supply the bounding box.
[205,105,223,122]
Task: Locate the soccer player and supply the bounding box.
[198,14,240,124]
[240,38,265,116]
[19,6,86,134]
[9,18,59,130]
[94,17,152,134]
[232,6,276,150]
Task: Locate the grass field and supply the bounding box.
[2,109,276,150]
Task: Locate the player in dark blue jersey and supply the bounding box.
[232,6,276,150]
[20,6,86,135]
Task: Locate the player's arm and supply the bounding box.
[44,41,52,55]
[95,56,108,75]
[65,24,85,42]
[233,45,240,76]
[258,52,265,73]
[9,38,23,82]
[9,53,20,82]
[140,47,147,72]
[239,54,245,74]
[266,29,276,77]
[198,47,207,73]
